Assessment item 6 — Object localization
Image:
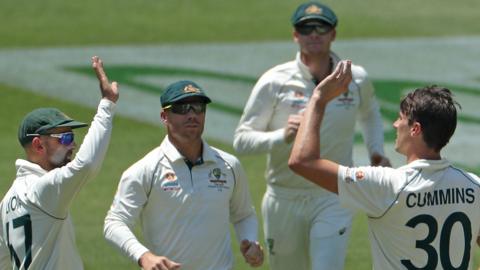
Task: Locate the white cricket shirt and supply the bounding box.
[0,99,115,270]
[104,137,258,270]
[234,52,385,193]
[338,159,480,270]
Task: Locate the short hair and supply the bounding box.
[400,85,460,152]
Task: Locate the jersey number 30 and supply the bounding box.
[5,214,32,269]
[401,211,471,269]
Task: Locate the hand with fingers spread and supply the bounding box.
[240,240,264,267]
[284,113,304,143]
[138,252,181,270]
[314,60,353,104]
[91,56,119,103]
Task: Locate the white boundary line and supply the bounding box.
[1,37,479,167]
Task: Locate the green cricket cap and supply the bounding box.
[18,108,87,146]
[160,80,212,107]
[291,2,337,27]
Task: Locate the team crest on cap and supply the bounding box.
[208,168,229,191]
[183,84,200,93]
[306,5,322,15]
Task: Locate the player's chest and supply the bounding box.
[152,164,234,205]
[273,81,360,119]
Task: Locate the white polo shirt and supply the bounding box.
[104,137,258,270]
[338,159,480,270]
[0,99,116,270]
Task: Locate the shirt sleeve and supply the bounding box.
[337,165,400,217]
[30,98,116,218]
[354,67,385,157]
[233,75,286,155]
[103,163,151,263]
[229,158,258,242]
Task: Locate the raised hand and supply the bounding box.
[240,240,264,267]
[314,60,352,104]
[91,56,119,103]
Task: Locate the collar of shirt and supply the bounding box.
[161,136,218,165]
[295,51,342,83]
[398,158,451,172]
[15,159,48,177]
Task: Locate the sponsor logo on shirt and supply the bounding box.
[161,171,181,191]
[335,90,355,109]
[208,168,229,191]
[345,168,365,183]
[355,170,365,180]
[289,90,308,109]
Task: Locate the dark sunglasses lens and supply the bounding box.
[60,133,74,145]
[296,24,331,35]
[171,103,206,114]
[296,26,314,35]
[315,25,331,34]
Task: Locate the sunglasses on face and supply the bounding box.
[27,132,75,145]
[295,23,333,35]
[163,103,207,115]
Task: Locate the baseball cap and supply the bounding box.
[291,2,338,27]
[18,108,87,146]
[160,80,212,107]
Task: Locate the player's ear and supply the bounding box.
[160,111,167,123]
[330,28,337,42]
[410,121,422,137]
[293,30,300,43]
[28,136,46,154]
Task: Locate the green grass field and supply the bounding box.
[1,0,480,269]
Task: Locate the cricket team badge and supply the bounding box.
[183,84,200,93]
[208,168,229,191]
[306,4,322,15]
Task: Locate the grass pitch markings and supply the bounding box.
[0,37,479,169]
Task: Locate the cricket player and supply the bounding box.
[233,2,389,269]
[289,60,480,269]
[0,56,119,269]
[104,80,263,270]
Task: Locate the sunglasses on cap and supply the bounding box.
[163,103,207,115]
[26,132,75,145]
[295,23,333,35]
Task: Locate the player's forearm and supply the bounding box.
[289,96,340,193]
[289,95,325,168]
[104,214,149,263]
[233,214,259,243]
[39,99,116,215]
[233,128,285,154]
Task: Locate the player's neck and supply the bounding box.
[301,52,332,82]
[169,136,203,163]
[406,149,442,163]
